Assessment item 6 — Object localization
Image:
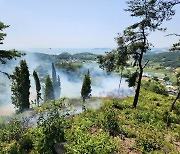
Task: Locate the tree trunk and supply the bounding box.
[170,90,180,112]
[82,97,85,102]
[82,97,86,111]
[132,68,143,108]
[118,68,123,94]
[37,95,39,107]
[132,26,146,108]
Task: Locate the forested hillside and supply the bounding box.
[144,51,180,69]
[32,52,97,62]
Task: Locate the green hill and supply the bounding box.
[0,89,179,153]
[144,51,180,69]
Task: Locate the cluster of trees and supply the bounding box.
[11,61,62,112]
[10,60,91,112]
[11,60,42,112]
[44,63,61,102]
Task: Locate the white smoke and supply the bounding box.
[0,52,134,116]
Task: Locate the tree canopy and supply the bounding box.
[44,75,55,102]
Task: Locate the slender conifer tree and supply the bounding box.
[11,60,30,112]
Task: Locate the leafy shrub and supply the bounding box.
[65,128,117,154]
[136,129,164,152]
[101,107,122,136]
[135,111,155,123]
[0,119,26,143]
[35,101,66,153]
[142,80,168,96]
[0,119,30,153]
[19,133,33,153]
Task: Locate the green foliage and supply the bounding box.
[136,129,164,152]
[0,100,67,153]
[144,51,180,69]
[56,52,97,60]
[142,80,168,96]
[81,70,92,102]
[163,76,170,82]
[65,109,118,153]
[44,75,55,102]
[0,118,32,153]
[126,71,139,87]
[170,40,180,51]
[0,90,179,153]
[19,133,33,153]
[34,101,66,153]
[0,22,9,44]
[56,61,83,72]
[11,60,31,112]
[101,107,122,136]
[97,50,128,73]
[65,128,117,154]
[73,52,97,60]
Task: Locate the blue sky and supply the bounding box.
[0,0,180,49]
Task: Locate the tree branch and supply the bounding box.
[165,33,180,37]
[143,60,149,69]
[0,70,11,79]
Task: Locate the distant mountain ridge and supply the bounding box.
[26,51,98,61]
[146,48,169,54]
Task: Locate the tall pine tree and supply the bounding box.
[44,75,55,102]
[98,0,179,108]
[11,60,30,112]
[52,62,61,99]
[33,70,41,106]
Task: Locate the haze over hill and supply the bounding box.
[0,51,134,115]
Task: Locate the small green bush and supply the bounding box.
[101,107,122,136]
[142,80,168,96]
[136,129,164,152]
[65,128,117,154]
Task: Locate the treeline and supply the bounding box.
[56,52,97,60]
[144,51,180,69]
[32,52,97,62]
